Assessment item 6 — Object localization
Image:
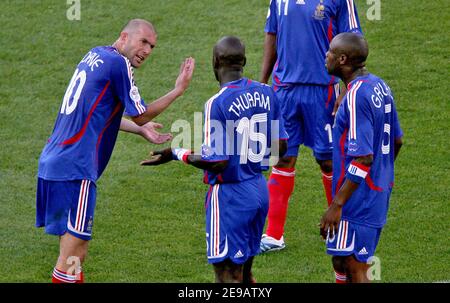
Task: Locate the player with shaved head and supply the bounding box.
[320,32,403,283]
[36,19,195,282]
[141,36,287,283]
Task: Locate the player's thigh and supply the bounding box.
[297,84,338,159]
[36,178,97,241]
[276,86,304,157]
[249,179,269,254]
[315,84,340,159]
[205,179,266,264]
[326,220,382,264]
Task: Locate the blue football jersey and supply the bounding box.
[265,0,362,85]
[38,46,147,182]
[202,78,288,184]
[332,74,403,227]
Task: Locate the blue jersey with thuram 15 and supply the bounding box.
[332,74,403,228]
[202,78,288,185]
[38,46,147,183]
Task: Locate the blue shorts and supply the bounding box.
[205,175,268,264]
[36,178,97,241]
[325,220,382,263]
[274,83,340,160]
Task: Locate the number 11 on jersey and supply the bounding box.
[277,0,289,16]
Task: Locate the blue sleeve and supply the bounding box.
[347,88,373,157]
[262,91,288,169]
[202,99,229,162]
[264,0,278,34]
[110,55,147,117]
[337,0,363,34]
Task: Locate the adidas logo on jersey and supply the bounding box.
[358,247,368,255]
[234,250,244,258]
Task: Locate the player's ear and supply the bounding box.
[339,54,347,65]
[212,54,220,69]
[242,56,246,67]
[119,32,128,44]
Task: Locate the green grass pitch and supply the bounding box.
[0,0,448,282]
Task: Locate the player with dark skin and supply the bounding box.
[141,36,287,283]
[260,34,346,180]
[320,33,402,282]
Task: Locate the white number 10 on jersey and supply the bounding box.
[60,68,86,115]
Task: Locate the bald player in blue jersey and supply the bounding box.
[141,36,288,283]
[36,19,195,283]
[320,33,403,283]
[260,0,363,253]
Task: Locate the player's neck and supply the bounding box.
[343,67,368,85]
[219,70,243,86]
[111,41,122,54]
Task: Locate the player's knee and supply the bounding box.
[316,159,332,173]
[59,234,89,265]
[276,156,297,169]
[213,260,242,283]
[344,256,370,283]
[332,256,347,273]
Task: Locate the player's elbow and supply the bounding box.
[394,136,403,160]
[210,160,228,174]
[356,155,373,167]
[395,136,403,150]
[131,114,151,126]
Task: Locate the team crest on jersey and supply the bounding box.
[130,86,141,102]
[313,0,325,20]
[296,0,306,4]
[348,140,359,152]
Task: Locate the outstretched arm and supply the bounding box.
[140,148,228,175]
[120,118,173,144]
[132,57,195,126]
